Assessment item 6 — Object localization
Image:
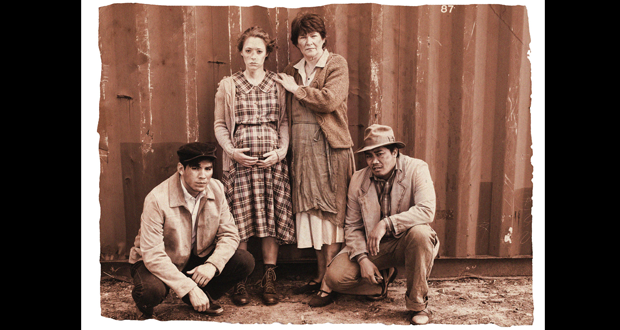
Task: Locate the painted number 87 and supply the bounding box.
[441,5,454,13]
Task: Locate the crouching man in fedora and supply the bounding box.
[128,142,255,318]
[317,124,440,325]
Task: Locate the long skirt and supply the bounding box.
[291,122,354,248]
[222,125,295,244]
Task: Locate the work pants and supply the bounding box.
[324,225,439,311]
[130,249,255,314]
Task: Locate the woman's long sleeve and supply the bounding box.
[213,79,235,160]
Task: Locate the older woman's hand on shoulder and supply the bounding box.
[274,73,299,93]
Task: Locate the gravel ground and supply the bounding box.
[99,272,534,327]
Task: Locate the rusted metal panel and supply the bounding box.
[98,3,533,261]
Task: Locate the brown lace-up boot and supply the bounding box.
[260,264,279,305]
[231,279,250,306]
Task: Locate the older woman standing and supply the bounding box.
[274,12,355,307]
[214,26,294,307]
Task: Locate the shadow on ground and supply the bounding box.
[100,263,533,326]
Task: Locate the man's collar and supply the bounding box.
[170,171,213,209]
[170,172,186,208]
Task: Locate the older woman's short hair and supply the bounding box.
[290,12,327,49]
[236,26,276,57]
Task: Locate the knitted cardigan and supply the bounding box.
[283,52,354,149]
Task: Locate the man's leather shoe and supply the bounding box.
[202,290,224,316]
[410,309,431,325]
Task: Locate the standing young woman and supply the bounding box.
[274,12,355,307]
[214,26,295,306]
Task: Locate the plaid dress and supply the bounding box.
[222,70,295,244]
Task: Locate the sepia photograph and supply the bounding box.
[82,0,544,328]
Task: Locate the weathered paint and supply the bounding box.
[504,227,513,244]
[98,3,533,261]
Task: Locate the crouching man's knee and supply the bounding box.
[130,262,170,314]
[404,225,439,254]
[323,253,359,292]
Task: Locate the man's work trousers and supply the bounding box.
[324,225,440,312]
[130,249,255,314]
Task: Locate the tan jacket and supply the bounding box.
[129,172,240,297]
[213,72,289,172]
[283,52,354,149]
[340,155,437,260]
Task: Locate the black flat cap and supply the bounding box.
[177,142,217,164]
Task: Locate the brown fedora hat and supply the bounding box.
[355,124,406,153]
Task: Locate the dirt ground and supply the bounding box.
[100,266,534,327]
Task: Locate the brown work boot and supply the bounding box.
[231,279,250,306]
[260,264,279,305]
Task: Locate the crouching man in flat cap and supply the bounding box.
[128,142,255,318]
[316,125,440,325]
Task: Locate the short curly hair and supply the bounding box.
[290,12,327,49]
[236,26,276,58]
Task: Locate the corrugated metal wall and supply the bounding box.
[98,3,532,260]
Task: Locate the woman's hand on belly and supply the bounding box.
[256,150,279,168]
[233,147,259,167]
